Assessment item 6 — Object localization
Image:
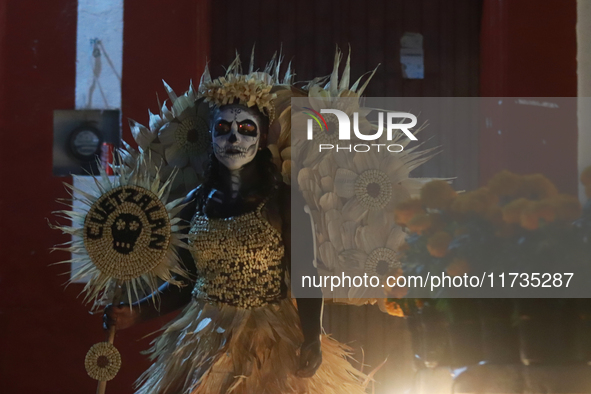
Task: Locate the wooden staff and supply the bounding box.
[97,281,123,394]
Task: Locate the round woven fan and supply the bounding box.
[50,150,189,392]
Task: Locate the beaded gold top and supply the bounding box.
[188,200,285,308]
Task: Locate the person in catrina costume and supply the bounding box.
[104,53,368,394]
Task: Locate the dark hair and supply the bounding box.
[197,147,281,213]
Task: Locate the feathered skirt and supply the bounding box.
[135,297,367,394]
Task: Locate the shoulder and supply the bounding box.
[179,186,201,224]
[184,186,201,204]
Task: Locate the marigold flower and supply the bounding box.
[407,213,432,235]
[518,174,558,200]
[394,198,424,226]
[520,208,540,230]
[519,196,572,230]
[397,242,411,253]
[428,212,447,232]
[451,188,498,217]
[531,199,556,223]
[502,198,530,224]
[420,180,457,210]
[486,205,504,226]
[488,170,522,197]
[446,258,470,277]
[551,194,582,222]
[383,300,405,317]
[427,231,453,258]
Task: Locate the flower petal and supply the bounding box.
[333,150,355,170]
[325,209,344,252]
[183,166,199,192]
[386,227,405,251]
[190,154,208,175]
[280,147,291,161]
[320,176,334,194]
[148,110,164,132]
[340,220,358,250]
[388,184,412,209]
[353,150,379,173]
[319,242,339,270]
[400,178,430,198]
[158,122,179,145]
[340,249,367,270]
[356,224,388,255]
[319,192,342,211]
[318,155,337,177]
[341,197,366,222]
[164,143,189,167]
[129,120,155,149]
[367,209,388,227]
[334,168,358,198]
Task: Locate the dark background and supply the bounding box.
[0,0,578,393]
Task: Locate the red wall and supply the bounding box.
[0,0,579,392]
[0,1,98,392]
[0,1,209,393]
[480,0,578,193]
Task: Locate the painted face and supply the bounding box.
[212,106,262,170]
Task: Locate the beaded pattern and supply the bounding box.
[84,342,121,381]
[354,169,393,210]
[188,200,285,308]
[84,185,171,280]
[364,247,400,277]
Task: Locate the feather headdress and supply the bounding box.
[198,49,294,125]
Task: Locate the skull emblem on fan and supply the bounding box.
[110,213,143,254]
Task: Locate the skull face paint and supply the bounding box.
[212,105,263,171]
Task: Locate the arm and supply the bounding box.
[281,185,324,377]
[104,189,198,330]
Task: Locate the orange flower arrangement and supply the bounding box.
[396,171,582,234]
[385,168,589,306]
[520,203,542,230]
[518,174,559,200]
[450,187,498,218]
[501,198,530,224]
[394,198,424,226]
[485,205,504,226]
[427,231,453,258]
[420,180,457,210]
[398,242,411,253]
[529,199,557,223]
[407,213,433,235]
[552,194,582,222]
[488,170,522,197]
